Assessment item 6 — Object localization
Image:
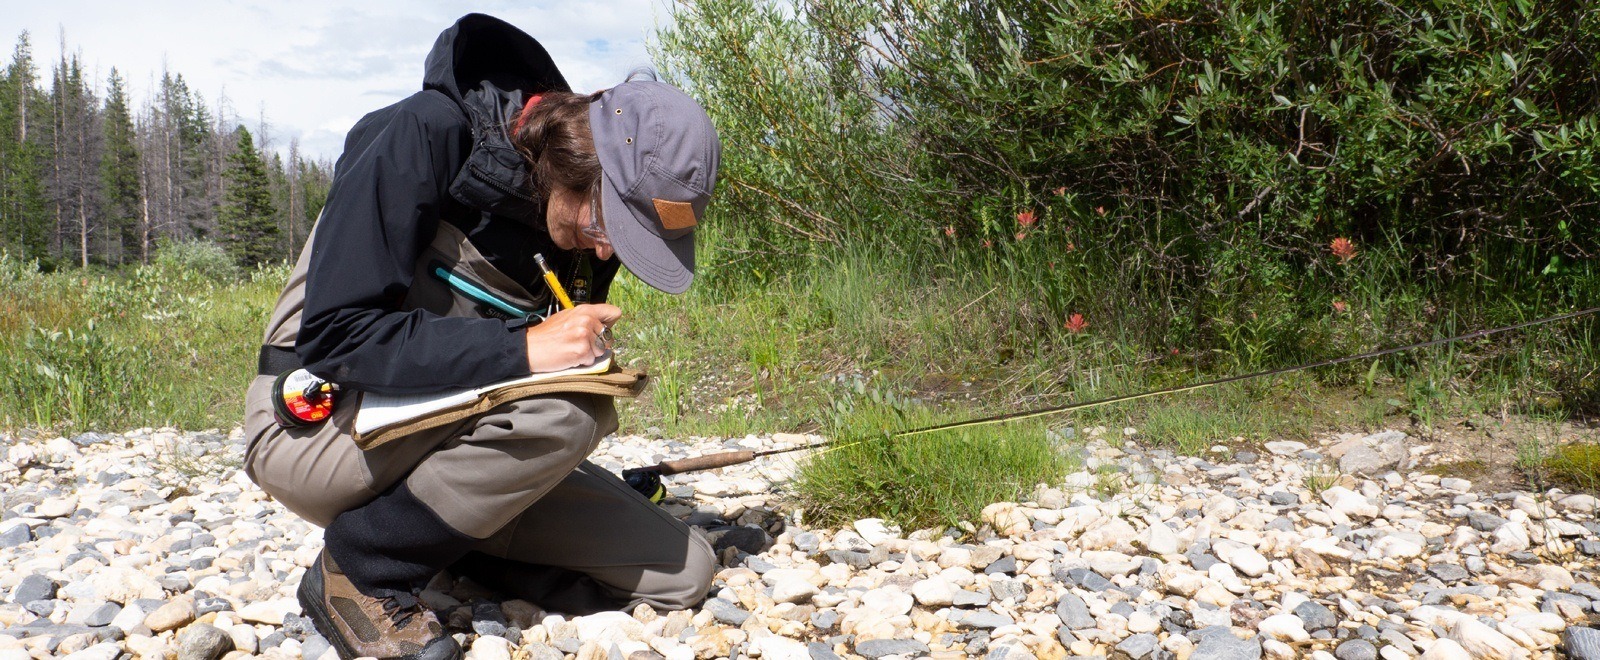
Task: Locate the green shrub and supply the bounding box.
[657,0,1600,373]
[152,239,241,281]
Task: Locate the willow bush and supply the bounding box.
[656,0,1600,386]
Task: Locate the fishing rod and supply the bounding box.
[621,306,1600,501]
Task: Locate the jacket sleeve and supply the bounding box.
[296,102,532,394]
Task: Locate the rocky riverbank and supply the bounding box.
[0,426,1597,660]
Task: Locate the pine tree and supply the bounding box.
[218,126,277,267]
[0,32,50,260]
[101,68,140,265]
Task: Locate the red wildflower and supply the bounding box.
[1332,300,1349,313]
[1330,237,1357,263]
[944,225,956,237]
[1017,210,1037,227]
[1015,231,1027,241]
[982,239,993,248]
[1065,313,1089,334]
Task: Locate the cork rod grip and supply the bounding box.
[657,451,756,475]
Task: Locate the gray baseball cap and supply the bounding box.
[589,81,721,294]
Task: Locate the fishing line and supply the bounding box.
[622,306,1600,490]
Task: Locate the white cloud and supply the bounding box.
[0,0,669,161]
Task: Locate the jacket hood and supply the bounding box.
[423,13,570,106]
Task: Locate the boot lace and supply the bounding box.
[379,592,423,629]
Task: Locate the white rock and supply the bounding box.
[58,643,120,660]
[87,568,163,604]
[1321,487,1379,519]
[981,503,1031,537]
[1559,493,1599,514]
[1158,565,1206,598]
[859,588,913,617]
[852,519,901,545]
[228,624,258,654]
[937,547,973,569]
[1491,523,1530,554]
[770,576,820,605]
[1213,540,1270,577]
[35,496,78,518]
[1264,441,1308,456]
[1127,611,1159,633]
[237,598,300,625]
[749,632,810,660]
[574,612,643,642]
[1142,521,1182,555]
[1371,534,1425,559]
[1449,617,1528,659]
[465,635,512,660]
[1257,614,1309,642]
[910,578,955,607]
[1082,551,1141,576]
[1077,517,1136,551]
[1420,639,1472,660]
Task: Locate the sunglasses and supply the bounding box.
[582,186,611,248]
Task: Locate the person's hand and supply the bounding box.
[524,304,621,373]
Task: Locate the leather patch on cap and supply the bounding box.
[653,199,698,230]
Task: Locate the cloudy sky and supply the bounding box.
[0,0,667,161]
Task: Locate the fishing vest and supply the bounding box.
[261,217,559,361]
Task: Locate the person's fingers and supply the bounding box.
[580,303,622,326]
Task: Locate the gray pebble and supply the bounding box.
[792,532,820,553]
[983,556,1017,575]
[82,602,120,627]
[258,632,286,650]
[952,590,990,607]
[854,639,929,659]
[1334,639,1377,660]
[1056,593,1095,630]
[1467,512,1507,532]
[0,525,32,548]
[194,597,229,614]
[703,597,750,626]
[9,574,56,604]
[1293,601,1338,630]
[1116,632,1160,659]
[1188,626,1261,660]
[808,641,841,660]
[1428,564,1469,582]
[299,634,331,660]
[176,622,232,660]
[1566,627,1600,660]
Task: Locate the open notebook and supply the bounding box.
[355,352,614,436]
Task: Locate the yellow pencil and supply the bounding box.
[533,253,576,310]
[535,253,612,348]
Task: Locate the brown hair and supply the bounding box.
[510,90,604,199]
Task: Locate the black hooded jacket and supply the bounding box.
[295,14,619,395]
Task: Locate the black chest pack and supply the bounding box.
[449,82,544,223]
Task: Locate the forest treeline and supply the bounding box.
[0,31,331,271]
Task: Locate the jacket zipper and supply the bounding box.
[468,162,537,202]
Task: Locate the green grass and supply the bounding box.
[5,226,1599,528]
[792,412,1076,531]
[0,249,281,432]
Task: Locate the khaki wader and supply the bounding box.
[244,221,715,611]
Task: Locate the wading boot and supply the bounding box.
[297,549,461,660]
